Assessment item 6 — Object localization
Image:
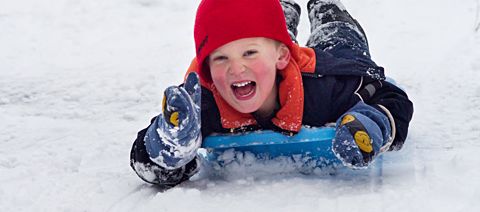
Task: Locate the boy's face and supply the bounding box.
[208,37,290,114]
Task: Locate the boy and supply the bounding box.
[130,0,414,187]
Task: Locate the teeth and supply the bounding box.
[232,81,252,87]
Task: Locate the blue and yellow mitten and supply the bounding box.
[333,102,392,168]
[144,72,202,170]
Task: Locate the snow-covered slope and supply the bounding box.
[1,0,479,211]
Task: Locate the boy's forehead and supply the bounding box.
[210,37,276,54]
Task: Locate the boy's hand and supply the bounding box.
[162,72,201,131]
[144,72,202,169]
[332,102,392,169]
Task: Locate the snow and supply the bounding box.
[1,0,480,211]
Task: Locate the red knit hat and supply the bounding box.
[194,0,293,82]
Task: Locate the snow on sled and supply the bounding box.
[201,127,344,168]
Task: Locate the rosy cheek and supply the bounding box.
[210,68,227,88]
[250,60,274,78]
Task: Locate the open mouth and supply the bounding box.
[231,81,256,100]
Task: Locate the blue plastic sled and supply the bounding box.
[201,127,344,168]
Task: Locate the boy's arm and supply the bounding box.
[356,79,414,150]
[130,122,200,187]
[130,73,202,187]
[332,77,413,168]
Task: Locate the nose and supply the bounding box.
[228,60,246,76]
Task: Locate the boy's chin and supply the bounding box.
[233,106,258,114]
[230,101,260,114]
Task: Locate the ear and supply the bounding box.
[275,44,290,70]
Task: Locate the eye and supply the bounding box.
[243,50,258,57]
[212,55,228,62]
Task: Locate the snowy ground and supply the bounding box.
[1,0,480,211]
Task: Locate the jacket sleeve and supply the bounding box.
[130,118,200,188]
[356,78,414,150]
